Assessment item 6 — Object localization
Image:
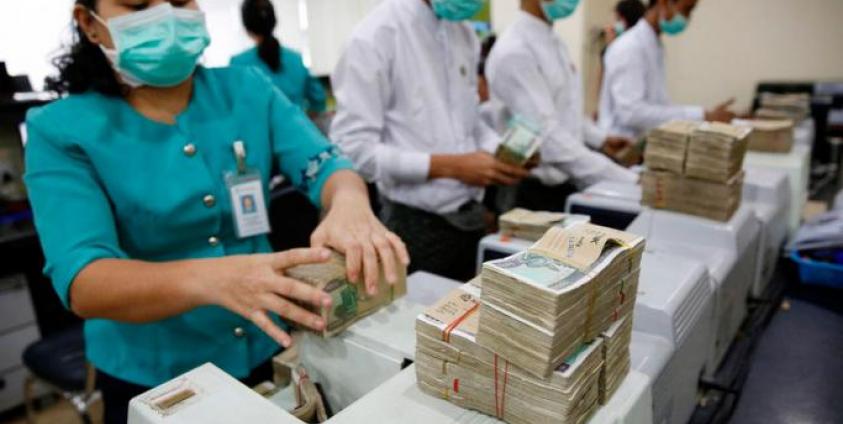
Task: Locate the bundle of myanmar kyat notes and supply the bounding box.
[685,122,751,183]
[498,208,590,241]
[415,283,603,424]
[643,120,701,174]
[495,116,543,166]
[736,119,794,153]
[597,314,633,405]
[756,92,811,123]
[640,169,744,222]
[285,251,406,337]
[476,224,644,378]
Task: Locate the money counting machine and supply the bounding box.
[631,252,714,424]
[742,168,790,297]
[743,144,810,238]
[128,272,656,424]
[564,181,643,229]
[627,207,761,378]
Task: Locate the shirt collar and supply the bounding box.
[514,9,554,41]
[399,0,440,34]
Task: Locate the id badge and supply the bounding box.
[226,141,271,239]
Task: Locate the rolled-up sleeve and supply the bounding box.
[23,112,128,309]
[329,36,431,185]
[267,77,354,208]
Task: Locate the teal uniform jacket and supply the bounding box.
[23,66,353,387]
[230,46,327,114]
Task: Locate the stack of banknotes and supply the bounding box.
[495,116,543,166]
[641,120,752,221]
[756,92,811,122]
[498,208,589,241]
[735,119,794,153]
[685,122,751,182]
[640,169,744,222]
[286,251,406,337]
[597,315,633,405]
[415,283,603,424]
[476,224,644,378]
[643,120,700,174]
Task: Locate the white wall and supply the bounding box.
[0,0,75,91]
[663,0,843,112]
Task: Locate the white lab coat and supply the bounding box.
[330,0,499,215]
[486,11,637,187]
[598,19,705,140]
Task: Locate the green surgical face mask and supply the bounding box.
[94,3,211,87]
[614,21,627,36]
[431,0,486,22]
[658,6,688,36]
[540,0,581,22]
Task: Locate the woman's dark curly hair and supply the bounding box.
[45,0,125,96]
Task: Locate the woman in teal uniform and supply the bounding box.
[26,1,408,422]
[231,0,327,116]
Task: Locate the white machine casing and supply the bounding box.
[629,332,675,424]
[633,252,714,424]
[564,181,643,228]
[297,298,424,411]
[742,168,791,297]
[627,206,761,378]
[743,144,810,238]
[128,363,302,424]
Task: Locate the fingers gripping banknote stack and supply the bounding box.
[415,223,644,424]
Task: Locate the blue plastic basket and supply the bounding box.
[790,251,843,289]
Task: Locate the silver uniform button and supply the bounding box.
[203,194,216,207]
[208,236,220,247]
[183,143,197,157]
[233,327,245,338]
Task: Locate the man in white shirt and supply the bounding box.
[486,0,638,212]
[331,0,528,281]
[599,0,736,140]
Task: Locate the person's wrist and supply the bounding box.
[182,258,228,308]
[430,154,460,180]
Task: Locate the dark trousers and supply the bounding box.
[382,201,484,282]
[99,359,275,424]
[515,178,579,213]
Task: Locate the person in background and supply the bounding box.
[486,0,638,212]
[231,0,326,118]
[29,1,407,422]
[477,35,510,135]
[605,0,646,45]
[598,0,736,140]
[331,0,529,281]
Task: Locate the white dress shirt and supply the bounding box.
[479,98,511,135]
[486,11,637,187]
[330,0,499,215]
[598,19,705,140]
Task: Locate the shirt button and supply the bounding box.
[208,236,220,247]
[203,194,216,208]
[183,144,197,157]
[233,327,245,338]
